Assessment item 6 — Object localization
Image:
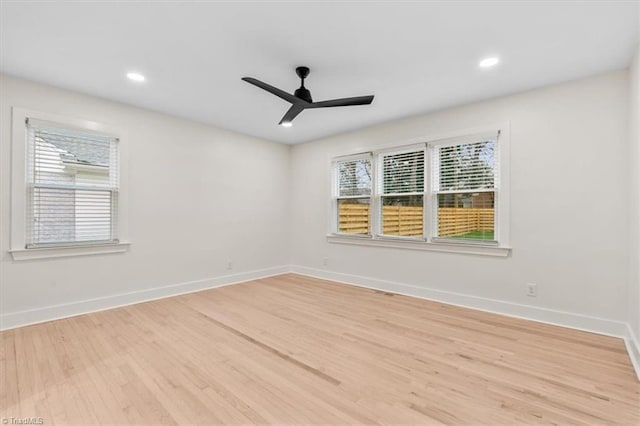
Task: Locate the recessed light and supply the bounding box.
[126,72,145,82]
[280,122,293,128]
[479,57,500,68]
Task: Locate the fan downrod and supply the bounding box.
[294,66,312,102]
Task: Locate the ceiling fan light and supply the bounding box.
[479,57,500,68]
[126,72,146,82]
[281,121,293,127]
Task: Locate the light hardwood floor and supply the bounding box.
[1,273,639,425]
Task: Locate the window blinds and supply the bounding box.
[26,119,119,247]
[337,157,372,197]
[381,149,425,194]
[433,138,497,192]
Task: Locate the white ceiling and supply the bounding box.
[1,1,638,144]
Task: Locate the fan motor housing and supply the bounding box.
[294,87,312,103]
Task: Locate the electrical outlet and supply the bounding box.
[322,257,328,267]
[526,283,537,297]
[227,260,233,270]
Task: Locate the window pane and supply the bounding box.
[32,127,115,187]
[382,150,424,194]
[337,198,370,235]
[338,159,371,196]
[74,189,114,242]
[29,187,114,246]
[381,195,423,237]
[30,187,76,244]
[437,192,495,240]
[437,140,496,191]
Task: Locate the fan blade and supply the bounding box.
[310,95,374,108]
[279,104,306,125]
[241,77,300,105]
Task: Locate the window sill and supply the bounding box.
[326,235,510,257]
[9,242,131,261]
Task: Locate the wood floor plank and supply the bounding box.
[1,273,638,425]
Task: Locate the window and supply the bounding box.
[10,108,129,260]
[26,119,119,247]
[333,155,372,235]
[378,147,425,238]
[432,137,497,243]
[330,128,508,255]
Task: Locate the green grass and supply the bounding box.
[450,231,494,241]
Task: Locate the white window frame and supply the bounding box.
[331,153,373,237]
[328,124,510,257]
[374,144,427,241]
[9,107,130,260]
[429,131,502,245]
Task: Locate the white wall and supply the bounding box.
[290,71,630,332]
[0,74,291,329]
[629,45,640,349]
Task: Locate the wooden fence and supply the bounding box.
[338,204,493,237]
[437,207,494,237]
[338,203,371,234]
[382,206,423,236]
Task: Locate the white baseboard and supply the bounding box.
[290,266,628,338]
[624,324,640,381]
[0,265,289,331]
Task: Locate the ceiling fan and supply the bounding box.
[241,66,374,127]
